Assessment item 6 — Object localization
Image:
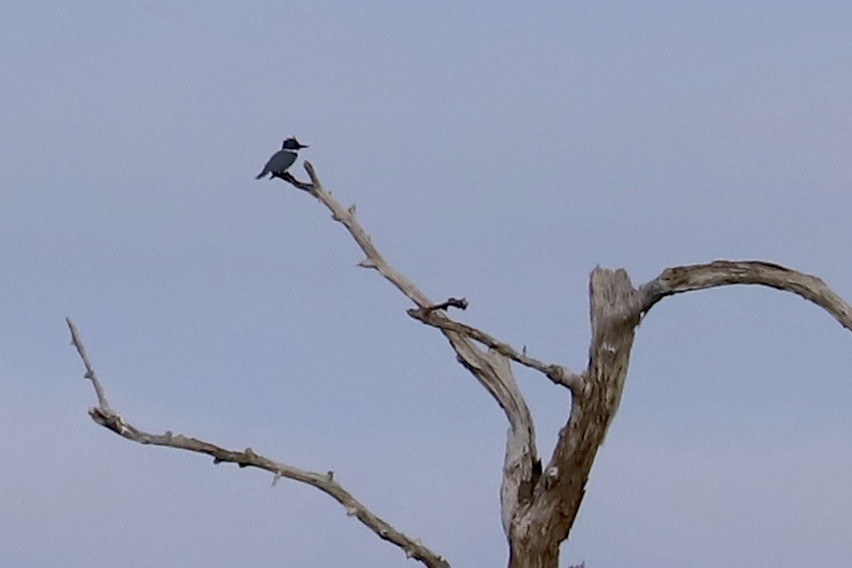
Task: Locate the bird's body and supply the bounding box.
[255,136,308,179]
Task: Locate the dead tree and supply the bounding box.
[67,162,852,568]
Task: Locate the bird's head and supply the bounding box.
[282,136,309,150]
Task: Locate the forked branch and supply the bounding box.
[65,318,450,568]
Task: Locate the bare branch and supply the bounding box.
[282,163,546,536]
[282,164,538,413]
[407,307,583,394]
[295,162,434,308]
[66,317,112,412]
[638,260,852,330]
[285,164,580,391]
[65,318,450,568]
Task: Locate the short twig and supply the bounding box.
[421,297,469,313]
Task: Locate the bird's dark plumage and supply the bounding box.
[255,136,309,180]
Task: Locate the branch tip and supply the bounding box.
[303,161,321,189]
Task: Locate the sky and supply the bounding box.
[2,2,852,567]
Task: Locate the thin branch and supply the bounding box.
[407,307,583,394]
[283,163,545,536]
[285,164,582,392]
[66,317,112,412]
[284,163,536,414]
[65,318,450,568]
[638,260,852,330]
[298,162,433,309]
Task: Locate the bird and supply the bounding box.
[255,136,309,180]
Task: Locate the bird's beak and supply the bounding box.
[299,143,309,149]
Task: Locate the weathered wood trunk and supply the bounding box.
[508,539,560,568]
[506,268,642,568]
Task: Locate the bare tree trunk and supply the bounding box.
[505,268,641,566]
[508,539,560,568]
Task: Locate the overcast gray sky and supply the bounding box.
[2,2,852,567]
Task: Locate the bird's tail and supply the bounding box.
[255,170,267,180]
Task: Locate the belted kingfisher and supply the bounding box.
[255,136,309,180]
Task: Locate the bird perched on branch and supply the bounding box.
[255,136,309,180]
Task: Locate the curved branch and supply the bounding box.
[283,163,545,536]
[65,318,450,568]
[638,260,852,331]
